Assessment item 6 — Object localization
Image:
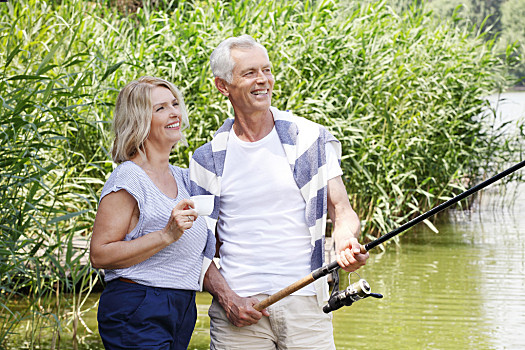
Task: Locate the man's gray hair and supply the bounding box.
[210,34,268,84]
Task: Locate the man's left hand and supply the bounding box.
[336,237,369,272]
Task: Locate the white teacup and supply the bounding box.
[190,195,214,216]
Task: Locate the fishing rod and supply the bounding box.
[253,160,525,313]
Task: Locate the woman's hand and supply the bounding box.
[161,198,198,244]
[90,193,199,270]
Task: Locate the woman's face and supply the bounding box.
[147,86,182,149]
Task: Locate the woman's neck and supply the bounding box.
[131,147,171,175]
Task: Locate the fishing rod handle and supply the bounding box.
[253,274,315,311]
[253,244,368,311]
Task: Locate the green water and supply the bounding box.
[332,188,525,349]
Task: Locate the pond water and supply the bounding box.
[7,92,524,349]
[485,91,525,133]
[331,182,525,349]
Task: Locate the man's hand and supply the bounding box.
[222,293,270,327]
[336,237,369,272]
[204,262,269,327]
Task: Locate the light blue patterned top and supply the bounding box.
[100,161,210,291]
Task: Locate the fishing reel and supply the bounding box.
[323,272,383,313]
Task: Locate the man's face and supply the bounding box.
[224,46,274,115]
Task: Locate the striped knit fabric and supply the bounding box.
[189,106,341,304]
[100,161,212,290]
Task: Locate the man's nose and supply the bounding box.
[256,69,268,83]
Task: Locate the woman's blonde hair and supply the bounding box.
[111,76,189,163]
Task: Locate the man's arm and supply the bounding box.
[203,262,269,327]
[327,176,369,272]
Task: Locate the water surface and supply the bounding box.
[331,182,525,349]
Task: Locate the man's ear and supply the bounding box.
[215,77,229,97]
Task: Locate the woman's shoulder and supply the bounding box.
[108,161,146,183]
[101,161,148,199]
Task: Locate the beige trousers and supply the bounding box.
[209,294,335,350]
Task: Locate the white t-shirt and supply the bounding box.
[217,126,342,297]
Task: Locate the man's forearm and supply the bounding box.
[327,176,362,250]
[203,261,267,326]
[203,261,236,307]
[333,213,361,251]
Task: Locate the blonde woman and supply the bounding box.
[90,76,213,350]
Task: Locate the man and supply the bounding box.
[189,34,369,350]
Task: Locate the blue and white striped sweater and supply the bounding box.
[189,106,341,303]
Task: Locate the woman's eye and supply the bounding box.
[156,106,164,112]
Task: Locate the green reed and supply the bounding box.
[0,0,521,348]
[0,1,109,348]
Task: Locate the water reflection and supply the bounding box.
[333,182,525,350]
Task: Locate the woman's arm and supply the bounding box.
[89,189,196,269]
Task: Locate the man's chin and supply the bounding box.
[253,98,271,109]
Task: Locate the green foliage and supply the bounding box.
[425,0,502,36]
[425,0,525,86]
[0,1,108,348]
[0,0,519,348]
[500,0,525,85]
[271,0,517,239]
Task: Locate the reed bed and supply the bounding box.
[0,0,521,348]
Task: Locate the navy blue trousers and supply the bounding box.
[97,279,197,350]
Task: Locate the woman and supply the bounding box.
[90,76,211,350]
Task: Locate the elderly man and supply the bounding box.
[189,34,369,350]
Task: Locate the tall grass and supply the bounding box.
[0,0,520,348]
[0,1,111,348]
